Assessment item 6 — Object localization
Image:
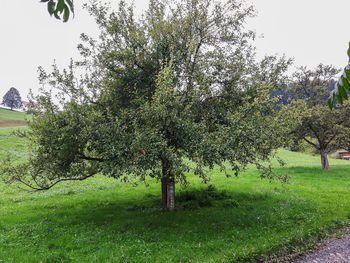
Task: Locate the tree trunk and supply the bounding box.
[161,159,175,211]
[320,150,330,170]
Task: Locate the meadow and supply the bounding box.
[0,115,350,262]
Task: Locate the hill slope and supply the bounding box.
[0,108,27,127]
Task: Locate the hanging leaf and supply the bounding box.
[56,0,65,14]
[336,93,343,105]
[341,75,350,92]
[328,90,337,109]
[42,0,74,22]
[327,98,333,109]
[338,83,348,100]
[65,0,74,10]
[63,6,70,22]
[47,1,56,16]
[345,66,350,80]
[53,11,61,20]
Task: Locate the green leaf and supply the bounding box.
[338,82,348,100]
[336,94,343,104]
[335,86,344,104]
[65,0,74,18]
[63,6,70,22]
[53,10,61,20]
[341,75,350,92]
[47,1,56,15]
[345,66,350,80]
[65,0,74,9]
[328,97,333,109]
[327,90,335,110]
[56,0,65,13]
[40,0,50,2]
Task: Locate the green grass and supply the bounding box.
[0,108,28,127]
[1,128,350,262]
[0,108,26,121]
[0,127,28,160]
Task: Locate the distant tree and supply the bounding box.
[2,87,23,110]
[2,0,293,211]
[41,0,74,22]
[287,64,350,170]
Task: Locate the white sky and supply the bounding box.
[0,0,349,101]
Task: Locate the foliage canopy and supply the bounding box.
[3,0,292,210]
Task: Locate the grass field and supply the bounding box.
[0,108,28,127]
[0,126,350,262]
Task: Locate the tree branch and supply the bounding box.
[324,133,338,149]
[307,122,322,148]
[16,172,97,192]
[303,136,319,149]
[80,155,105,162]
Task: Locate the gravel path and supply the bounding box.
[293,228,350,263]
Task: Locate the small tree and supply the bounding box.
[2,0,293,211]
[287,64,350,170]
[2,87,23,110]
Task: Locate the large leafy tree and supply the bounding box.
[1,87,23,110]
[3,0,292,211]
[287,64,350,170]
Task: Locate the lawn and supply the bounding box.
[0,127,28,160]
[0,127,350,262]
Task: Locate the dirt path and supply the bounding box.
[293,228,350,263]
[269,228,350,263]
[0,119,27,128]
[284,227,350,263]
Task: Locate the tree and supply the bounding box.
[287,64,350,170]
[41,0,74,22]
[2,87,23,110]
[2,0,292,211]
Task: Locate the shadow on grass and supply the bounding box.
[8,185,320,237]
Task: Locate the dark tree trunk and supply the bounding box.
[320,150,330,170]
[161,159,175,211]
[161,177,168,209]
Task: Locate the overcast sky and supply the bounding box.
[0,0,349,101]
